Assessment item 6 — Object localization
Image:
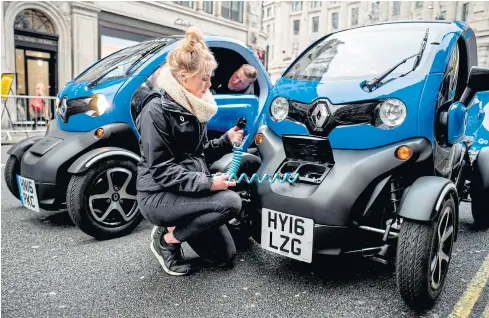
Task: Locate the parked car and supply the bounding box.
[233,20,488,310]
[4,35,271,239]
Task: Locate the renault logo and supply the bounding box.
[311,103,329,128]
[58,98,67,116]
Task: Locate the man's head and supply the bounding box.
[228,64,257,91]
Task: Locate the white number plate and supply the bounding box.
[261,208,314,263]
[16,175,40,213]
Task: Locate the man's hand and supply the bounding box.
[227,127,244,145]
[210,174,237,191]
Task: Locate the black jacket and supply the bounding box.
[136,91,233,194]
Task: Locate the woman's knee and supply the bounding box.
[219,191,242,216]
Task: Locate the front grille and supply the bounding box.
[285,97,380,137]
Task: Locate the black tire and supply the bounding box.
[396,196,456,310]
[4,156,21,200]
[470,161,489,229]
[67,158,143,240]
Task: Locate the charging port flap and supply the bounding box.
[282,134,335,165]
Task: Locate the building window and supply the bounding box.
[437,10,446,20]
[392,1,401,16]
[462,3,469,21]
[292,1,302,12]
[312,16,319,32]
[203,1,213,14]
[221,1,243,23]
[293,19,300,35]
[371,2,380,21]
[267,6,272,17]
[173,1,194,9]
[331,12,339,29]
[311,1,321,9]
[14,9,56,34]
[351,7,359,26]
[416,1,423,9]
[267,24,271,35]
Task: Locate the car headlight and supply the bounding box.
[374,98,407,129]
[270,97,289,122]
[89,94,107,116]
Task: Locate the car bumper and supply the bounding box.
[17,120,137,210]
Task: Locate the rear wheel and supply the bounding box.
[396,196,456,310]
[4,156,21,200]
[67,158,143,240]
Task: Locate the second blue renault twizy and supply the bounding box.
[4,35,272,239]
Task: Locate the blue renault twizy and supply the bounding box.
[238,21,489,310]
[4,35,271,239]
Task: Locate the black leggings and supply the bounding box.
[137,153,261,263]
[138,190,241,263]
[137,190,241,241]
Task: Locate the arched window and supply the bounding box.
[14,9,56,34]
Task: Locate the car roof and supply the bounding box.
[135,34,249,49]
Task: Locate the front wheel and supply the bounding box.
[396,196,456,310]
[67,158,143,240]
[4,156,21,200]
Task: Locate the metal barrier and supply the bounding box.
[1,95,56,141]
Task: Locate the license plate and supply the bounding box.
[261,208,314,263]
[16,175,40,212]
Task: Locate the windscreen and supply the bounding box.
[74,38,175,83]
[283,23,446,82]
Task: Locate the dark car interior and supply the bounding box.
[210,47,260,97]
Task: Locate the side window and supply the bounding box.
[130,63,165,122]
[437,44,460,109]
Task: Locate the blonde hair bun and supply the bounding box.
[166,26,217,82]
[186,26,204,44]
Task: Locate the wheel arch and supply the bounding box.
[67,147,140,175]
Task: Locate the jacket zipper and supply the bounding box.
[198,157,206,174]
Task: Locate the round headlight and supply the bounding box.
[95,95,107,115]
[375,98,407,129]
[89,95,108,115]
[270,97,289,122]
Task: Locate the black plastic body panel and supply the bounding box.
[7,135,44,161]
[255,126,433,227]
[397,176,458,222]
[473,147,489,189]
[67,147,140,174]
[17,119,139,209]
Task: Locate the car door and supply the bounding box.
[206,94,261,150]
[205,40,273,150]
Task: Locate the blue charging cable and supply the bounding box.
[213,118,299,184]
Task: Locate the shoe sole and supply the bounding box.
[151,226,158,241]
[149,241,188,276]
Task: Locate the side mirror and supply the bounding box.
[459,67,489,105]
[447,102,467,145]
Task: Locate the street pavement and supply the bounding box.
[1,145,489,318]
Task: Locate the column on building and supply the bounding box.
[71,2,100,77]
[399,0,412,20]
[339,2,348,29]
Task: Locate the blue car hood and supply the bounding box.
[268,74,429,149]
[58,77,127,100]
[273,75,425,105]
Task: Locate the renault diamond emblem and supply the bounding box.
[311,103,328,128]
[58,98,67,116]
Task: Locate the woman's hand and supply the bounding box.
[210,174,236,191]
[227,127,244,145]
